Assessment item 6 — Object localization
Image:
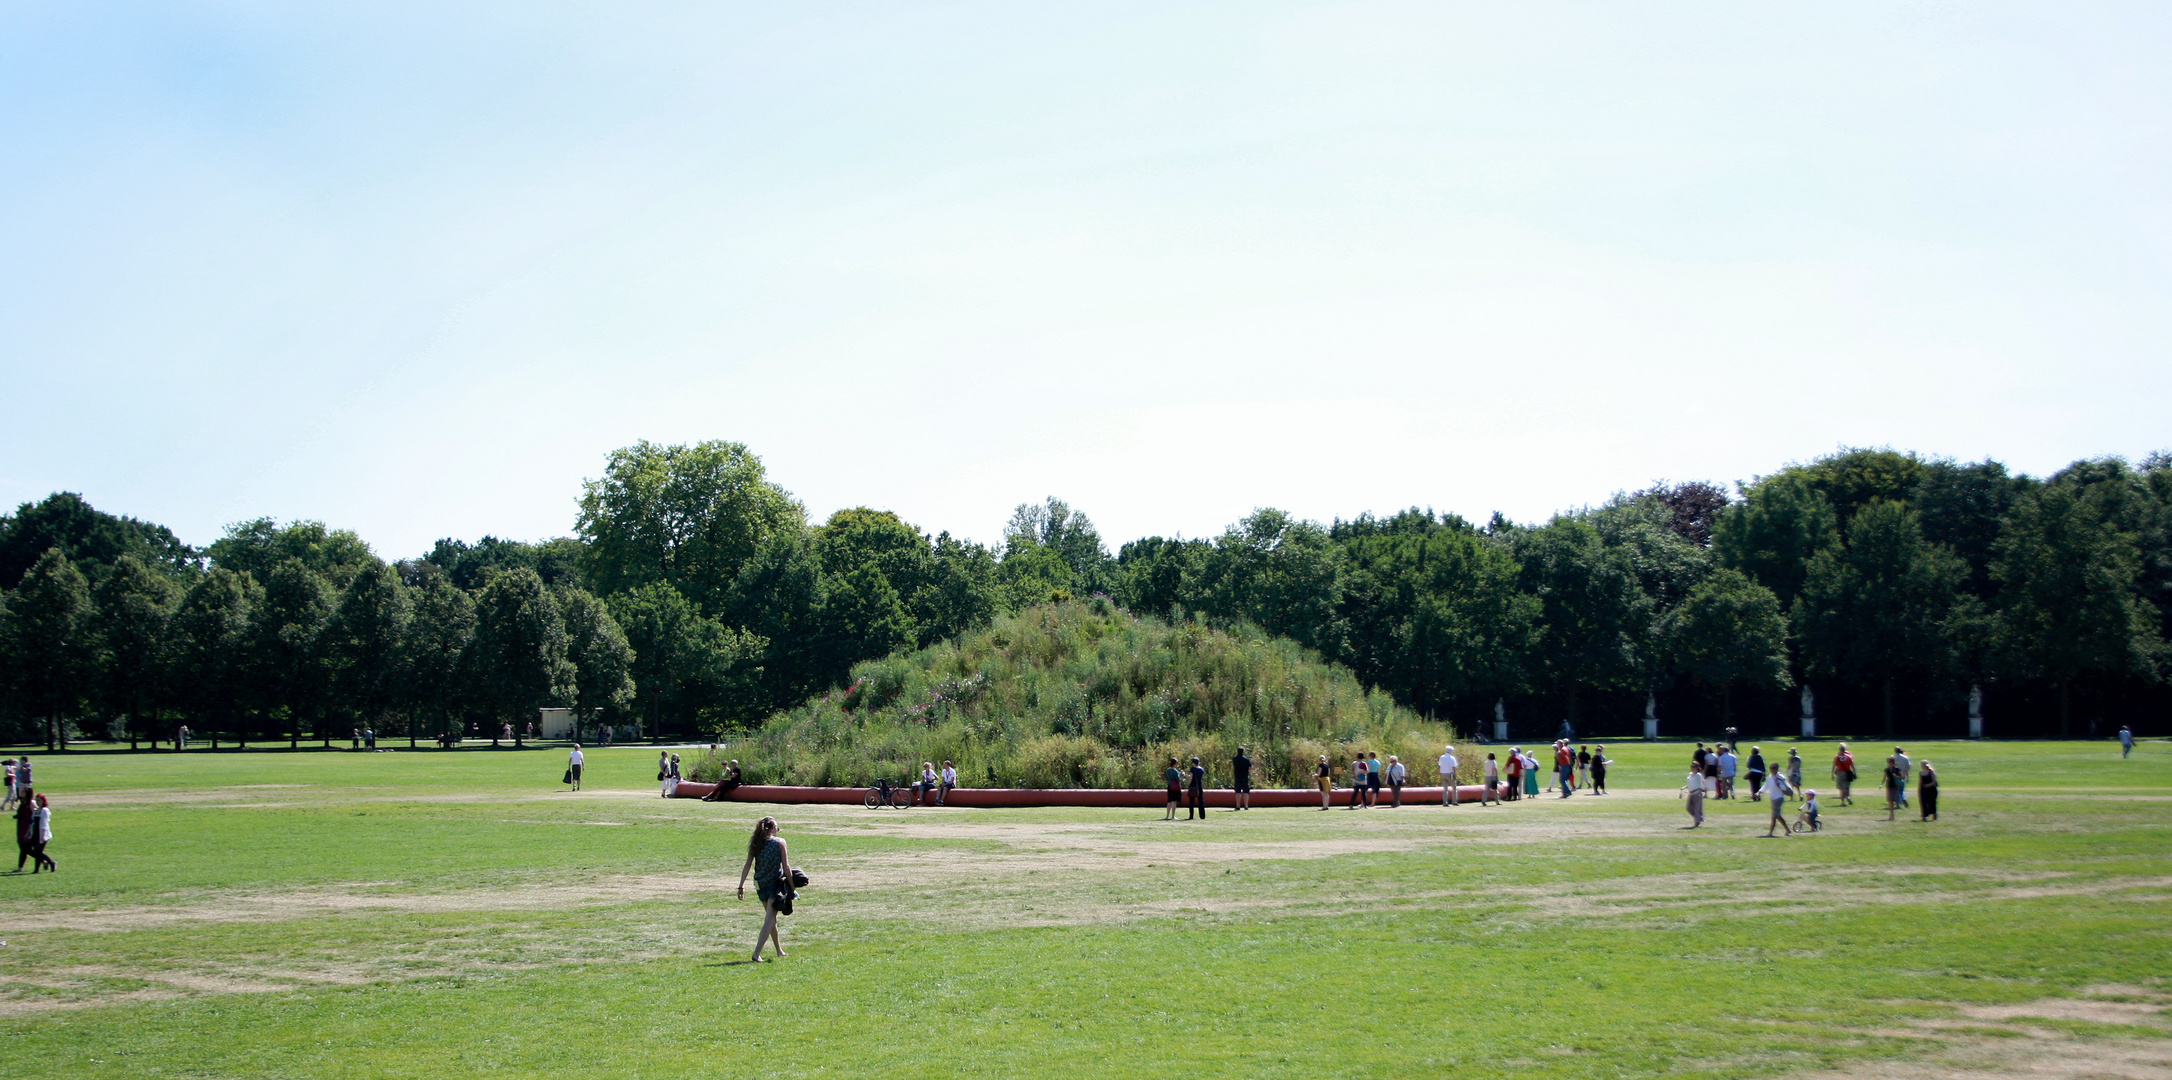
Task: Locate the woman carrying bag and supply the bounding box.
[736,816,794,962]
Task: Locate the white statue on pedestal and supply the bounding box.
[1968,685,1982,721]
[1800,685,1816,722]
[1644,693,1657,720]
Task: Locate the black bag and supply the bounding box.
[775,888,796,916]
[790,868,809,888]
[657,770,665,781]
[562,769,572,785]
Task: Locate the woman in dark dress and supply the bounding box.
[14,794,35,872]
[1745,748,1768,799]
[1917,761,1939,821]
[1589,746,1609,794]
[736,816,793,962]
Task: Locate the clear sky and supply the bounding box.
[3,2,2167,558]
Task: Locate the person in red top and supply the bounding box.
[1555,741,1575,798]
[1503,748,1524,801]
[1832,744,1856,806]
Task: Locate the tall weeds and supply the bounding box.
[689,600,1473,788]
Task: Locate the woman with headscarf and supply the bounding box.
[1917,760,1939,822]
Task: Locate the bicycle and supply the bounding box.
[862,778,913,809]
[1792,807,1822,833]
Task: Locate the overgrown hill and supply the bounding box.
[693,599,1472,789]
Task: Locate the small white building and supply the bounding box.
[538,708,577,740]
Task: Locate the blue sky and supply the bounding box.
[3,1,2167,558]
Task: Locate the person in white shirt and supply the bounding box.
[1386,755,1407,807]
[1439,746,1460,806]
[1481,752,1501,806]
[939,761,957,805]
[658,751,672,797]
[567,744,585,791]
[663,753,682,798]
[1765,772,1795,837]
[1718,748,1739,799]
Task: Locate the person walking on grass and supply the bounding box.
[1523,749,1542,800]
[1502,749,1522,802]
[1386,755,1406,807]
[2118,725,2135,758]
[14,756,30,802]
[1683,768,1705,828]
[1317,754,1333,810]
[1883,755,1904,822]
[1439,745,1460,806]
[1832,744,1856,806]
[27,795,53,872]
[1717,745,1738,799]
[1917,761,1939,822]
[1166,757,1184,820]
[1232,747,1253,811]
[1745,747,1766,799]
[1786,748,1805,794]
[1187,757,1207,820]
[1482,752,1501,805]
[1576,745,1591,790]
[1,759,15,811]
[1589,746,1610,794]
[14,791,37,871]
[736,816,793,962]
[1892,747,1912,809]
[566,743,584,791]
[1764,772,1795,837]
[1554,741,1573,798]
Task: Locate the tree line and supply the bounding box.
[1,441,2165,749]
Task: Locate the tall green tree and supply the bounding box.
[1991,484,2164,737]
[558,586,635,738]
[1115,535,1210,619]
[1713,473,1840,611]
[171,569,257,745]
[325,563,412,738]
[1656,568,1792,725]
[1911,458,2031,601]
[611,582,763,737]
[1199,509,1347,656]
[1587,495,1715,614]
[92,555,181,748]
[0,492,196,590]
[401,575,477,747]
[209,519,376,589]
[468,567,574,746]
[1004,497,1113,594]
[1508,518,1651,724]
[1794,500,1966,737]
[1338,524,1539,718]
[0,549,94,750]
[248,559,336,747]
[576,440,805,614]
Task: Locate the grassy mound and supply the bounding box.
[694,599,1471,789]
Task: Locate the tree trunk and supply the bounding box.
[47,716,58,752]
[1882,679,1895,740]
[2059,682,2071,740]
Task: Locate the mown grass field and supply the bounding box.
[1,737,2166,1079]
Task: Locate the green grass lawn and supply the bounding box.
[1,738,2166,1079]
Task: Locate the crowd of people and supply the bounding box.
[1677,740,1942,833]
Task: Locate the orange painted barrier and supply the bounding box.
[671,782,1496,808]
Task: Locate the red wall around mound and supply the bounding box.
[669,783,1496,808]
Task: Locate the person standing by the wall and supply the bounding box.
[1348,755,1369,809]
[1165,757,1184,820]
[1365,751,1383,807]
[1502,749,1523,802]
[1439,745,1459,807]
[1231,747,1252,811]
[1386,755,1406,807]
[1187,756,1207,820]
[658,750,672,797]
[1482,752,1501,805]
[1316,754,1332,810]
[664,754,682,798]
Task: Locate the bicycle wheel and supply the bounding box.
[864,789,882,809]
[892,787,914,809]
